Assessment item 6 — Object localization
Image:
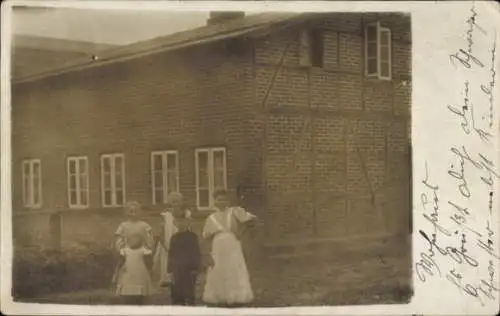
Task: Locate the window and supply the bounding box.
[67,156,89,208]
[299,29,324,68]
[22,159,42,208]
[365,22,392,80]
[101,154,125,207]
[151,151,179,204]
[195,148,227,210]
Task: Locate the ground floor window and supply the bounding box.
[101,153,125,207]
[22,159,42,208]
[195,147,227,210]
[151,150,179,204]
[67,156,89,208]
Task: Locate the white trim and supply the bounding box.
[151,150,179,205]
[195,148,210,211]
[66,156,89,209]
[22,159,42,208]
[379,26,392,80]
[364,21,392,80]
[100,153,126,207]
[195,147,227,210]
[150,153,156,205]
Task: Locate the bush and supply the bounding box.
[12,243,115,299]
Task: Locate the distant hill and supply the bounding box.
[12,35,118,80]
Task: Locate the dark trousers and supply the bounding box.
[122,295,145,305]
[171,270,197,306]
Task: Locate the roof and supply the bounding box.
[14,35,117,53]
[13,35,118,79]
[13,13,303,84]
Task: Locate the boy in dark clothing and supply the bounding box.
[167,228,202,306]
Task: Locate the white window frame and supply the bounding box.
[22,159,42,208]
[195,147,227,211]
[364,22,392,80]
[67,156,89,209]
[100,153,126,207]
[151,150,180,205]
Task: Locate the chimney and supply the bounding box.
[207,11,245,25]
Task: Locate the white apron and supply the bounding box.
[202,208,254,305]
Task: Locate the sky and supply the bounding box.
[12,7,210,45]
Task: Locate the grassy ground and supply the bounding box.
[23,237,412,306]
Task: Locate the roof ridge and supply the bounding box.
[13,13,302,83]
[14,35,118,53]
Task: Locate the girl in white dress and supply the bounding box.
[116,233,154,305]
[112,201,154,295]
[202,190,257,307]
[152,192,192,287]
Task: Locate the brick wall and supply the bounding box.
[12,40,258,249]
[253,13,411,241]
[12,12,411,250]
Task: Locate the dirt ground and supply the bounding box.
[24,241,412,307]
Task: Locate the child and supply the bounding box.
[167,218,201,305]
[116,233,154,305]
[112,201,154,302]
[152,192,192,288]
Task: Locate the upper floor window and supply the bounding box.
[365,22,392,80]
[299,29,324,68]
[195,147,227,210]
[151,150,179,205]
[67,156,89,208]
[101,153,125,207]
[22,159,42,208]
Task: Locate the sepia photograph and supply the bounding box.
[7,5,412,308]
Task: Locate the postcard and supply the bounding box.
[1,1,499,315]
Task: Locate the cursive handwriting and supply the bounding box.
[449,4,487,70]
[480,35,496,128]
[485,260,497,299]
[465,3,488,55]
[428,4,499,308]
[447,269,484,306]
[419,230,479,268]
[447,81,471,135]
[469,103,493,143]
[450,146,499,188]
[415,252,442,282]
[421,162,452,237]
[488,191,493,215]
[450,49,485,70]
[448,152,471,198]
[476,220,500,260]
[448,201,482,238]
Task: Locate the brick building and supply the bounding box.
[12,12,411,254]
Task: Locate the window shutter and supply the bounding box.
[365,24,378,76]
[299,30,311,67]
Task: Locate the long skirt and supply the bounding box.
[202,232,254,305]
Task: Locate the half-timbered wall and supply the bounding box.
[253,13,411,242]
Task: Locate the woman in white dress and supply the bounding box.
[202,189,257,307]
[152,192,192,287]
